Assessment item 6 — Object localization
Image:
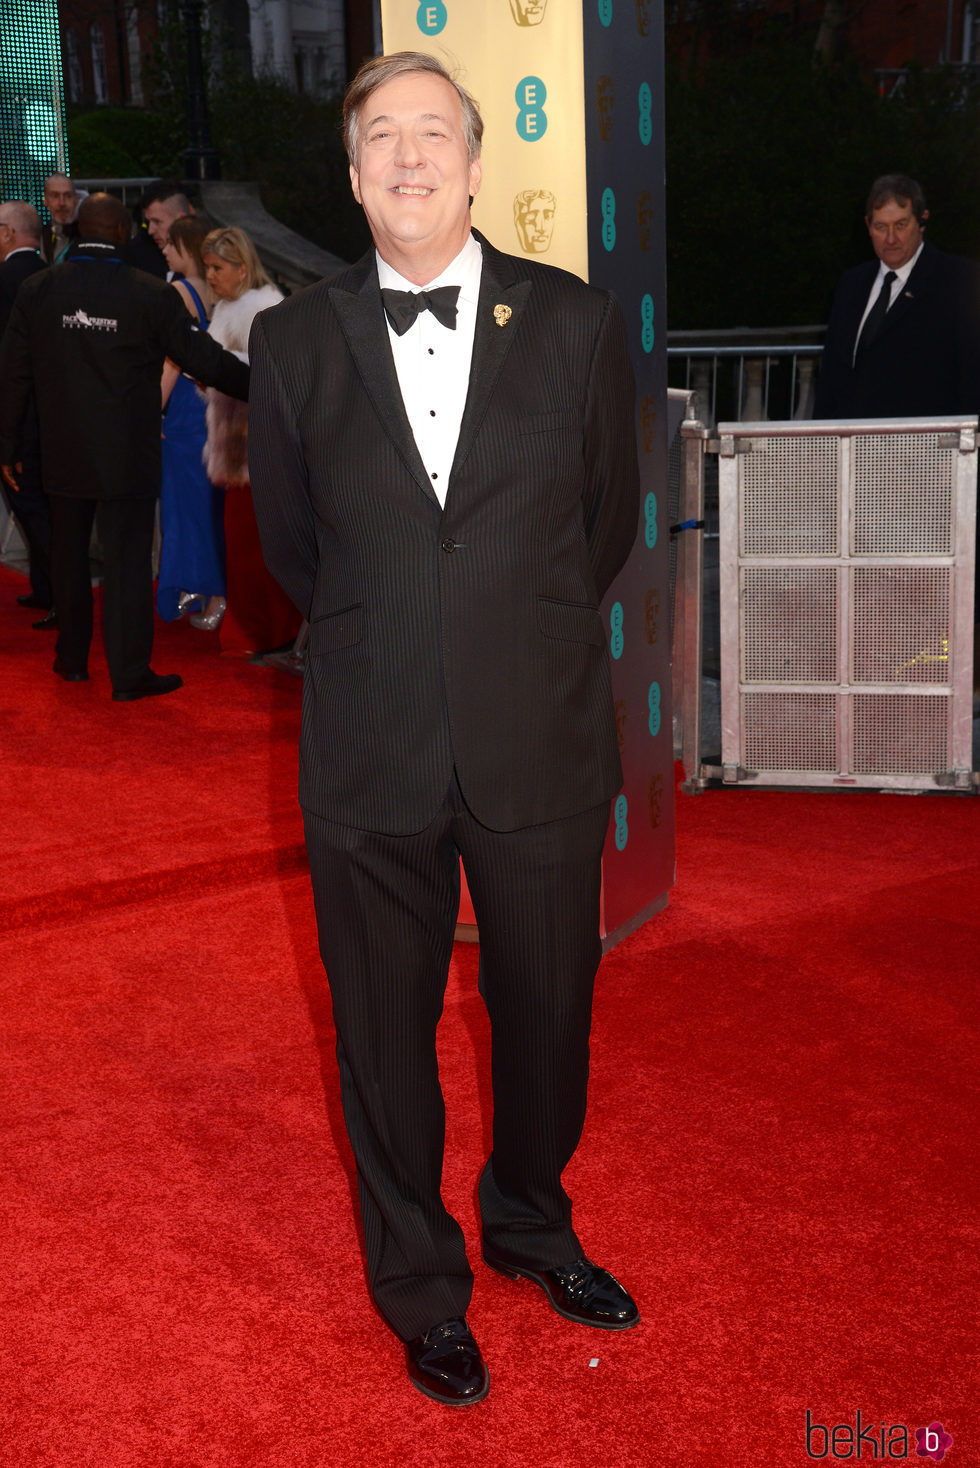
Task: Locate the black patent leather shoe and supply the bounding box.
[33,610,58,630]
[112,671,183,702]
[483,1251,640,1330]
[18,593,50,609]
[52,656,88,682]
[406,1317,489,1405]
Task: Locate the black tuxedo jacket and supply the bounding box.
[0,242,249,501]
[0,249,45,339]
[249,233,640,836]
[0,250,46,459]
[814,242,980,419]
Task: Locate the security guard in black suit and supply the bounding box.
[815,174,980,420]
[0,194,250,701]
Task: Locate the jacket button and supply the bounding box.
[441,537,456,553]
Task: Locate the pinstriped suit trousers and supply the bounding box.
[303,776,610,1342]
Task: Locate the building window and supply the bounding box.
[127,9,143,105]
[64,27,83,104]
[90,20,108,104]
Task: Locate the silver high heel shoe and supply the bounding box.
[177,591,205,617]
[190,596,226,631]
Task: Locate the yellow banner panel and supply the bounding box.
[379,1,588,280]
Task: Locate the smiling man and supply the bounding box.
[814,173,980,418]
[249,51,641,1406]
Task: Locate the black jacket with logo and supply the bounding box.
[0,240,249,499]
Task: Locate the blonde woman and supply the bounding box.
[201,226,298,653]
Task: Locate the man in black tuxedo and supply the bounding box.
[814,173,980,419]
[0,201,52,613]
[249,53,641,1406]
[0,194,250,700]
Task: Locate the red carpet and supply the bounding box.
[1,563,977,1466]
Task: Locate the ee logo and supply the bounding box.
[516,77,548,141]
[641,292,654,352]
[601,188,616,251]
[638,82,653,145]
[609,600,624,659]
[598,0,613,23]
[614,794,629,851]
[416,1,447,34]
[644,492,658,548]
[648,682,661,737]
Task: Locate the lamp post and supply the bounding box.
[181,0,220,181]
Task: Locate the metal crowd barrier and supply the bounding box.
[670,416,978,794]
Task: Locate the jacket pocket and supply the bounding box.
[536,596,604,647]
[309,603,363,654]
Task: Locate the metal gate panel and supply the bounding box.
[850,566,951,685]
[740,566,839,683]
[852,433,955,555]
[718,418,977,791]
[741,435,840,556]
[742,691,837,772]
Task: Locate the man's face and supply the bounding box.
[350,72,482,270]
[145,198,186,250]
[866,196,926,271]
[509,0,547,23]
[44,178,76,225]
[515,193,555,253]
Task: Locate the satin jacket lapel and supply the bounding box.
[450,235,532,484]
[329,259,438,506]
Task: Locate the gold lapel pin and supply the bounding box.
[493,304,512,327]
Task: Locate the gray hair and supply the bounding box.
[0,200,42,242]
[343,51,483,169]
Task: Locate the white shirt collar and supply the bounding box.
[877,240,924,288]
[376,231,483,304]
[2,246,39,259]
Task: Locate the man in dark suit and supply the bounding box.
[41,173,80,265]
[249,53,640,1406]
[814,173,980,419]
[0,201,52,614]
[0,193,250,700]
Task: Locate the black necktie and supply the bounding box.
[856,270,897,356]
[381,285,460,336]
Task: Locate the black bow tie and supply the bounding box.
[381,284,460,335]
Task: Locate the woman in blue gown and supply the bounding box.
[156,217,227,627]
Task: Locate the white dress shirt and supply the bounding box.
[853,241,924,361]
[377,232,483,508]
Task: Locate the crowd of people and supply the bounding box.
[0,175,293,697]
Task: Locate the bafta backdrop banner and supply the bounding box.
[379,1,589,279]
[379,0,674,944]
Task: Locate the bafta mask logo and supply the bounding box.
[648,773,664,829]
[513,189,557,253]
[509,0,548,23]
[597,76,614,142]
[635,0,652,35]
[644,588,660,645]
[637,191,653,252]
[640,395,657,453]
[614,700,627,753]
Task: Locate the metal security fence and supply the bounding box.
[715,418,977,792]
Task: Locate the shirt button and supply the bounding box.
[441,537,456,553]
